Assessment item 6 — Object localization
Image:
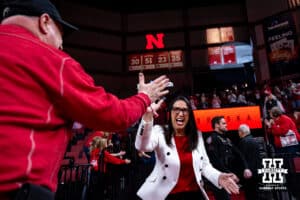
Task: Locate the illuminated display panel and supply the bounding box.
[220,27,235,42]
[128,50,184,71]
[193,106,262,132]
[208,45,237,66]
[222,45,236,64]
[169,50,184,67]
[142,53,156,70]
[155,51,169,69]
[128,54,142,71]
[206,28,221,44]
[206,26,241,70]
[208,47,222,65]
[206,27,234,44]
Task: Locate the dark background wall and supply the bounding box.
[2,0,299,97]
[58,1,253,97]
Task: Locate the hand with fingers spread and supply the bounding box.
[137,72,170,103]
[143,99,165,122]
[218,173,240,195]
[147,98,165,115]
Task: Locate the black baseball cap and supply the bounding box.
[2,0,78,34]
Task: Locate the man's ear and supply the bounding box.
[38,13,51,34]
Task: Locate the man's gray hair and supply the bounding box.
[238,124,250,135]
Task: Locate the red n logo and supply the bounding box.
[145,33,165,49]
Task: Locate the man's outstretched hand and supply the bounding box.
[137,72,169,103]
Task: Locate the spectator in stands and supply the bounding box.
[264,106,300,154]
[263,88,285,120]
[237,91,247,106]
[205,116,252,200]
[89,136,130,172]
[254,88,263,107]
[220,90,229,107]
[273,85,284,101]
[265,106,300,199]
[83,130,111,162]
[291,83,300,109]
[287,79,297,99]
[227,90,237,106]
[199,93,209,109]
[89,136,130,200]
[189,95,198,110]
[211,92,221,108]
[135,95,240,200]
[292,108,300,131]
[0,0,170,199]
[237,124,265,200]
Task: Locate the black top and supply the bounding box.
[205,131,249,176]
[238,135,266,177]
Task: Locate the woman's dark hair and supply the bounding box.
[163,95,198,151]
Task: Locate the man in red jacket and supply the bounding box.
[0,0,170,199]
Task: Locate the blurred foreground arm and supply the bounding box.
[59,65,170,131]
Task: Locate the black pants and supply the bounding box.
[243,178,258,200]
[166,191,204,200]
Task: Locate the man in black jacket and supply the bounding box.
[205,116,252,200]
[238,124,266,200]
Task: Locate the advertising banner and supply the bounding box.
[193,106,262,132]
[263,13,299,77]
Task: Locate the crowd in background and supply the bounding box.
[63,78,300,200]
[189,79,299,111]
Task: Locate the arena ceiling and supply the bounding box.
[69,0,245,13]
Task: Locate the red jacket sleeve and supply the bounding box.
[103,150,127,165]
[54,59,151,131]
[271,115,296,136]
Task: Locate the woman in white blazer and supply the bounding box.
[135,95,240,200]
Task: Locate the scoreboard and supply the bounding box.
[128,50,184,71]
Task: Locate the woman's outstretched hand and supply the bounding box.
[146,99,165,117]
[218,173,240,194]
